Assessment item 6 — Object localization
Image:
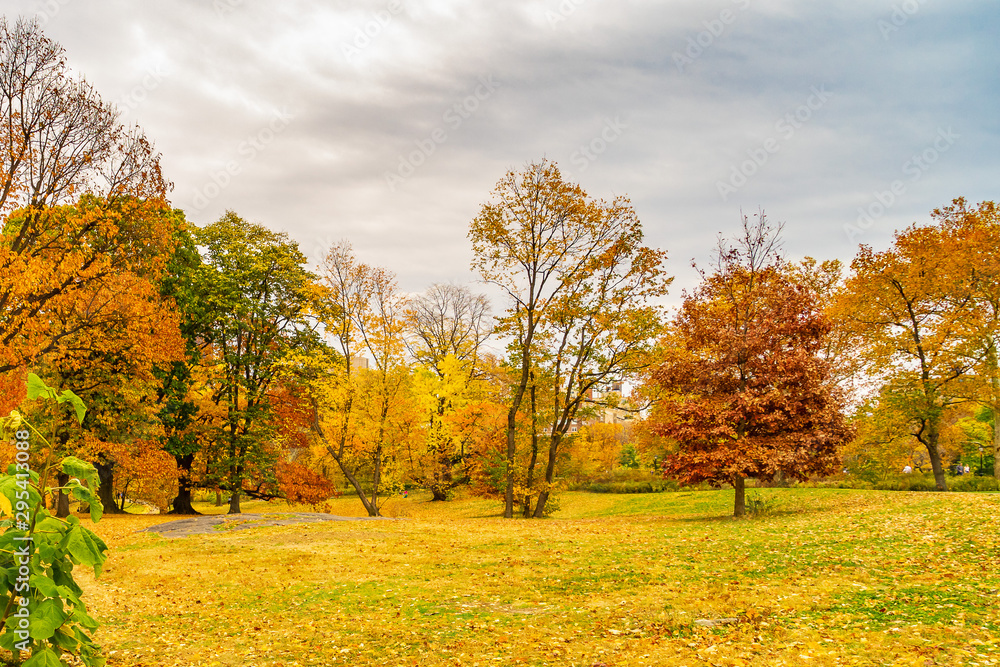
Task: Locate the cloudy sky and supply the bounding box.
[10,0,1000,304]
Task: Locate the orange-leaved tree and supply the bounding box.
[836,211,980,490]
[931,199,1000,478]
[650,213,850,516]
[0,19,171,378]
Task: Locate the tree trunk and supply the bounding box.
[994,413,1000,479]
[95,459,126,514]
[228,490,241,514]
[533,431,563,519]
[733,475,745,517]
[504,408,517,519]
[504,336,535,519]
[924,418,947,491]
[430,485,449,501]
[333,455,380,516]
[55,472,71,518]
[170,454,200,514]
[215,489,223,506]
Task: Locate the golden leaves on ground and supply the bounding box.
[66,489,1000,666]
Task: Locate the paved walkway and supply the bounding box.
[141,512,392,538]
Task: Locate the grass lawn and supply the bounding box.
[71,488,1000,666]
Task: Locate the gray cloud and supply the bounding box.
[10,0,1000,300]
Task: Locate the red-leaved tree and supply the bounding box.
[649,213,851,516]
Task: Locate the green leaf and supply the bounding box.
[57,390,87,425]
[50,561,83,599]
[22,647,64,667]
[30,573,60,598]
[28,598,66,641]
[33,516,72,551]
[60,458,99,492]
[0,627,17,651]
[64,482,102,524]
[56,585,82,607]
[61,525,108,575]
[26,373,56,401]
[51,626,79,651]
[71,605,99,631]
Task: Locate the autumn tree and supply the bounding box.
[651,214,850,517]
[294,241,413,517]
[469,159,670,518]
[0,19,171,379]
[7,203,186,516]
[837,214,981,491]
[193,212,317,514]
[153,221,209,513]
[406,283,491,499]
[930,199,1000,479]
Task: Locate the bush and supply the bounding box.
[567,468,680,493]
[745,490,781,516]
[580,480,678,494]
[949,475,1000,492]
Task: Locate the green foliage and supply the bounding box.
[793,473,999,493]
[947,475,999,492]
[578,480,675,494]
[0,377,106,666]
[617,442,641,469]
[568,469,680,493]
[24,375,86,426]
[192,212,320,510]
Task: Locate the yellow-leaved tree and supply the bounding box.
[289,241,414,516]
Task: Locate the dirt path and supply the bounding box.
[141,512,393,538]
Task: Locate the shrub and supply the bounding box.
[949,475,999,492]
[568,468,680,493]
[745,490,781,516]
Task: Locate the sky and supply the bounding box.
[8,0,1000,306]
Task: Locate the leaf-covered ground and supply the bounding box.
[73,489,1000,666]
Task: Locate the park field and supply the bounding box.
[72,488,999,667]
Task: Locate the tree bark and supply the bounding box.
[170,454,200,514]
[994,412,1000,479]
[228,490,241,514]
[55,472,71,518]
[330,453,379,517]
[524,381,539,518]
[532,431,563,518]
[922,417,947,491]
[95,459,126,514]
[733,475,745,517]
